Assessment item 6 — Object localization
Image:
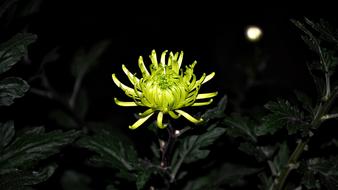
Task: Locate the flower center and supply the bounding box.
[140,70,186,112]
[157,74,176,89]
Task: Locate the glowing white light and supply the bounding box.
[245,26,263,42]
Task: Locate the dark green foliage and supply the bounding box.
[0,33,37,75]
[259,99,307,135]
[0,120,15,150]
[76,129,137,172]
[0,121,80,189]
[201,95,227,122]
[0,33,36,106]
[0,164,57,190]
[0,77,29,106]
[171,126,226,165]
[183,163,260,190]
[301,156,338,190]
[0,123,81,174]
[223,115,258,142]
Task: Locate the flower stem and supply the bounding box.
[272,87,338,190]
[160,124,177,169]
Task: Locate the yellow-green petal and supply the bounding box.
[139,108,155,117]
[129,113,154,130]
[122,64,140,85]
[196,92,218,99]
[202,72,215,84]
[149,50,158,69]
[175,110,203,124]
[160,50,168,67]
[177,51,183,69]
[112,74,140,97]
[169,111,180,119]
[138,56,150,77]
[156,111,166,129]
[191,99,213,106]
[114,98,138,106]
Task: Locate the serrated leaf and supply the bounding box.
[136,170,152,190]
[223,115,257,142]
[0,121,15,150]
[0,33,37,75]
[238,142,266,162]
[0,128,80,173]
[303,156,338,190]
[258,99,306,135]
[183,163,260,190]
[0,164,57,190]
[70,40,110,78]
[0,77,29,106]
[76,130,138,175]
[172,126,226,167]
[201,95,227,122]
[273,142,289,174]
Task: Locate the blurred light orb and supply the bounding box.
[245,26,263,42]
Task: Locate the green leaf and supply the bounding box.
[272,142,289,174]
[0,77,29,106]
[302,156,338,190]
[0,164,57,190]
[76,130,138,176]
[238,142,267,162]
[258,99,306,135]
[223,115,257,142]
[136,170,152,190]
[70,40,110,78]
[172,126,226,166]
[0,33,37,75]
[0,120,15,150]
[183,163,260,190]
[201,95,227,123]
[0,127,80,173]
[304,18,338,44]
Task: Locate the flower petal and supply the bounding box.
[160,50,168,67]
[191,99,213,106]
[177,51,183,69]
[169,111,180,119]
[114,98,138,106]
[149,50,158,70]
[202,72,215,84]
[138,108,155,117]
[122,64,140,85]
[138,56,150,77]
[112,74,140,98]
[156,111,166,129]
[175,110,203,124]
[196,92,218,99]
[129,113,154,130]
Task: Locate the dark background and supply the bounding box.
[2,1,338,189]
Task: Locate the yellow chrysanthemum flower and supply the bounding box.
[112,50,217,129]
